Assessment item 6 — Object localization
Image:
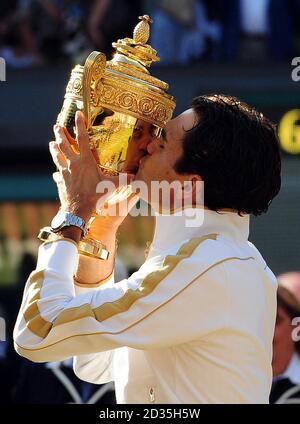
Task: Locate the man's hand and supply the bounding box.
[88,193,139,240]
[50,111,134,225]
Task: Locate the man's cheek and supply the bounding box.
[273,329,280,345]
[274,323,287,341]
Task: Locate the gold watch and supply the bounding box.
[38,227,109,260]
[78,237,109,260]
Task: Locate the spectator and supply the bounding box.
[86,0,143,57]
[270,274,300,403]
[150,0,221,65]
[1,1,93,67]
[0,0,42,68]
[16,0,64,64]
[216,0,300,62]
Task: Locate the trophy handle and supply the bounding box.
[82,51,106,129]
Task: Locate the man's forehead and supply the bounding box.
[166,108,197,139]
[179,108,198,130]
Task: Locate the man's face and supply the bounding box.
[134,109,199,209]
[121,119,156,174]
[272,305,295,376]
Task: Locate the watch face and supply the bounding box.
[51,212,65,231]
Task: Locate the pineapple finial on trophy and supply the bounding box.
[133,15,153,44]
[112,14,159,67]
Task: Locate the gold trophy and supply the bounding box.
[56,15,176,259]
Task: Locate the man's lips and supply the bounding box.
[122,155,149,174]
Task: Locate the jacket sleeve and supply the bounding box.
[73,282,115,384]
[13,237,242,365]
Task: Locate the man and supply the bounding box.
[14,94,281,403]
[270,273,300,404]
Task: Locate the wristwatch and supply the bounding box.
[51,211,88,238]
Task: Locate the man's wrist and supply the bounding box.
[88,225,118,241]
[66,206,94,224]
[87,215,119,239]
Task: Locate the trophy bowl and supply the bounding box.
[57,15,176,181]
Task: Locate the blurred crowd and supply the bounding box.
[0,0,300,69]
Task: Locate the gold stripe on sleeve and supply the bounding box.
[23,271,53,339]
[24,234,218,339]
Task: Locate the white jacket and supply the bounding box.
[14,208,277,403]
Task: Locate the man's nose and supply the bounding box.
[138,134,152,152]
[147,138,163,155]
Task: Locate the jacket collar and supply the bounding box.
[149,207,250,253]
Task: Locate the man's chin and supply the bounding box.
[121,164,139,175]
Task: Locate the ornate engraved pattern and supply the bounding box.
[92,76,174,126]
[92,53,107,79]
[66,66,84,98]
[83,52,106,127]
[66,77,82,96]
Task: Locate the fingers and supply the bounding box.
[53,125,78,161]
[75,111,92,158]
[52,171,68,205]
[127,193,139,210]
[52,171,62,184]
[49,141,68,171]
[63,127,79,154]
[63,127,76,144]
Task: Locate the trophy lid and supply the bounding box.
[88,15,176,128]
[112,15,159,68]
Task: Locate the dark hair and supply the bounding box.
[175,94,281,215]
